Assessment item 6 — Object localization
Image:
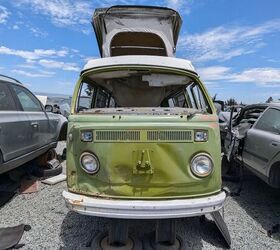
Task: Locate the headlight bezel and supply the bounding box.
[80,152,100,174]
[81,130,93,142]
[194,130,208,142]
[190,153,213,178]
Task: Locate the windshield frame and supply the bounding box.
[72,65,214,115]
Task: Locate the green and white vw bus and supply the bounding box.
[63,6,230,249]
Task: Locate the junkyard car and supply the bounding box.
[63,6,230,248]
[45,96,72,118]
[0,74,67,174]
[224,104,280,188]
[218,105,242,149]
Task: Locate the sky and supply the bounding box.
[0,0,280,104]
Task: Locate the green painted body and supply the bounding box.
[66,65,222,200]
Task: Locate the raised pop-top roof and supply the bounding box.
[92,6,182,58]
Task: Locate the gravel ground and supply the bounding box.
[1,142,280,249]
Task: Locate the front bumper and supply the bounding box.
[62,191,226,219]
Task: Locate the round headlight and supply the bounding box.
[191,154,213,177]
[80,153,99,174]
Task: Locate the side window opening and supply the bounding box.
[163,83,211,113]
[168,98,175,107]
[185,85,196,109]
[172,92,186,108]
[77,82,116,112]
[236,107,266,125]
[255,108,280,134]
[108,96,116,108]
[95,88,110,108]
[0,83,17,111]
[189,83,210,112]
[77,82,95,111]
[11,84,42,112]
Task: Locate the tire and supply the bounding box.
[31,160,62,178]
[142,232,184,250]
[35,148,57,167]
[58,123,68,141]
[91,232,142,250]
[269,163,280,188]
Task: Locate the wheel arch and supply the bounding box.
[0,148,3,164]
[268,162,280,188]
[58,122,68,141]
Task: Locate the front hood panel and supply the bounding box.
[66,115,221,199]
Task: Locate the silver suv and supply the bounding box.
[224,104,280,188]
[0,75,67,174]
[242,106,280,188]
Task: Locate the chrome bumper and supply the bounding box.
[62,191,226,219]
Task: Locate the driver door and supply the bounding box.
[10,84,50,150]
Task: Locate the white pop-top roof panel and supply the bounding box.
[92,6,182,57]
[83,55,197,74]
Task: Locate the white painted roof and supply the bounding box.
[92,6,182,57]
[83,55,197,74]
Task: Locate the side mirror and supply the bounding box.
[45,104,53,112]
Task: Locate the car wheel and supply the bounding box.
[269,163,280,188]
[32,159,62,178]
[35,148,57,167]
[90,232,142,250]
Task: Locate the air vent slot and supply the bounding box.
[95,130,140,142]
[94,130,193,142]
[147,130,192,141]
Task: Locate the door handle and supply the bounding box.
[31,122,39,128]
[271,142,279,147]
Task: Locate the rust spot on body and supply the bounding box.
[72,198,83,205]
[209,123,219,128]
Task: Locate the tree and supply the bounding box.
[266,96,273,103]
[226,98,237,106]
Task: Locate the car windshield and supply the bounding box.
[76,69,212,114]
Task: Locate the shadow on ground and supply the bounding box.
[59,210,230,249]
[224,169,280,241]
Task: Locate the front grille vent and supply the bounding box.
[95,130,140,141]
[147,130,192,141]
[94,130,193,142]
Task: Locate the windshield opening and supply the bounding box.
[76,69,212,114]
